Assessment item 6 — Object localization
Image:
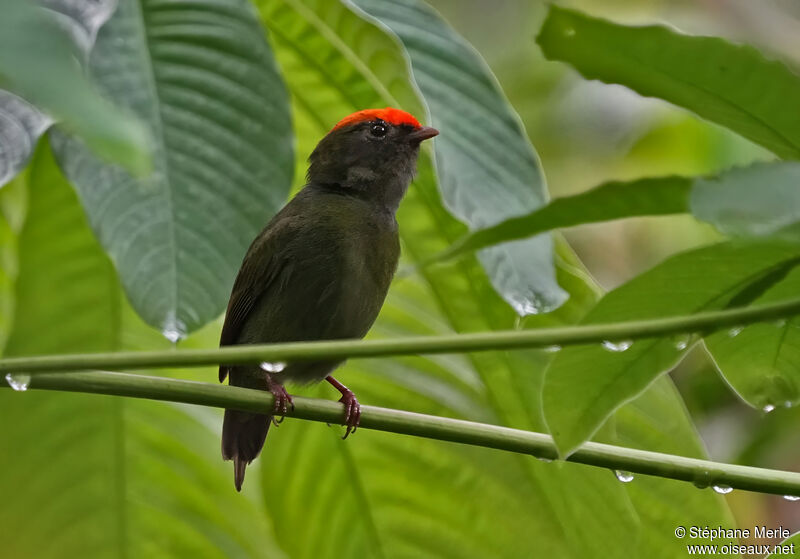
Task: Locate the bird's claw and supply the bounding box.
[268,382,294,421]
[338,391,361,439]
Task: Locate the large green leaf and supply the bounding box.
[50,0,294,339]
[537,5,800,160]
[0,0,149,179]
[253,1,733,557]
[0,170,26,349]
[543,239,800,457]
[437,175,691,262]
[439,161,800,261]
[0,144,281,557]
[705,264,800,411]
[0,0,119,187]
[350,0,566,316]
[691,162,800,237]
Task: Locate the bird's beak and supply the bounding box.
[408,126,439,144]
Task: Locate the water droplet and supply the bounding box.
[614,470,634,483]
[784,401,794,409]
[602,340,633,352]
[535,456,553,463]
[728,326,743,338]
[5,373,30,391]
[161,314,186,344]
[763,404,776,413]
[673,335,691,351]
[564,27,576,37]
[774,319,787,328]
[784,495,800,501]
[712,484,733,494]
[260,361,286,373]
[504,290,563,317]
[543,345,562,353]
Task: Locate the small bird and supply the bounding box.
[219,108,438,490]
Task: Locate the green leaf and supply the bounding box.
[705,264,800,410]
[543,239,800,457]
[0,143,281,557]
[50,0,294,338]
[350,0,567,316]
[767,532,800,557]
[438,160,800,261]
[0,0,150,178]
[691,162,800,237]
[537,5,800,159]
[255,1,732,556]
[437,175,691,263]
[0,171,26,349]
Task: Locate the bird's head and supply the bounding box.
[308,108,438,209]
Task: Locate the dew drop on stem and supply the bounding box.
[614,470,634,483]
[784,495,800,501]
[602,340,633,352]
[673,334,691,351]
[712,484,733,494]
[5,373,31,392]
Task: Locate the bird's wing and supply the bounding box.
[218,221,292,383]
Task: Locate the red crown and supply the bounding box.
[332,108,422,131]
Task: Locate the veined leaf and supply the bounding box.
[543,239,800,457]
[437,175,692,263]
[537,5,800,160]
[253,1,733,556]
[0,143,281,558]
[0,170,26,349]
[705,263,800,411]
[350,0,567,316]
[50,0,294,338]
[0,0,149,180]
[436,161,800,262]
[691,162,800,237]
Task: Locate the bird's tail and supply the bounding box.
[221,408,271,491]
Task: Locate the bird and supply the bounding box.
[219,107,439,491]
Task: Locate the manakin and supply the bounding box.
[219,108,438,490]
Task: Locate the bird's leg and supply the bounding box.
[265,373,293,425]
[326,376,361,439]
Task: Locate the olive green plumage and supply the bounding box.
[219,108,438,491]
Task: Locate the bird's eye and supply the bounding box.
[370,122,387,137]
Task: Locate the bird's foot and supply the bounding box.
[265,376,293,420]
[326,376,361,439]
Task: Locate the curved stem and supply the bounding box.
[2,296,800,374]
[9,370,800,497]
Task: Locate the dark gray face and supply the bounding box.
[307,119,427,194]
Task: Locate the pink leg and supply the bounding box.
[326,376,361,438]
[265,374,293,424]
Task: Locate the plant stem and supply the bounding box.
[2,297,800,374]
[10,370,800,497]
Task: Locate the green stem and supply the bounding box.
[2,297,800,374]
[10,370,800,497]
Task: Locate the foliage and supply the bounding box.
[2,0,800,557]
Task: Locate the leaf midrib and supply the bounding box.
[131,0,179,329]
